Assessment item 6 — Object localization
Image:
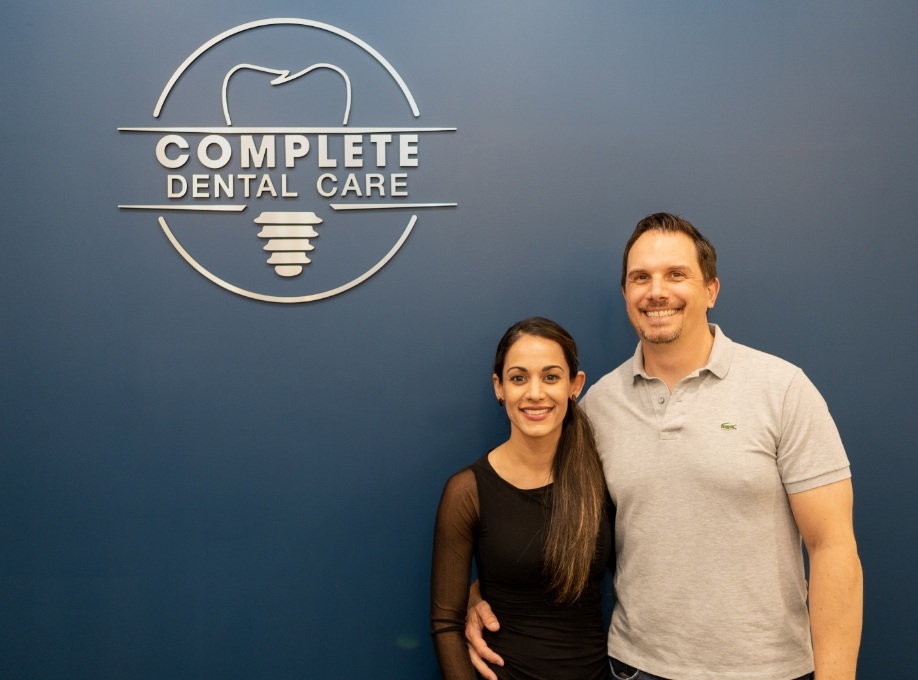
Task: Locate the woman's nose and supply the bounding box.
[526,381,544,399]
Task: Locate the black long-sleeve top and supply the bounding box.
[430,455,614,680]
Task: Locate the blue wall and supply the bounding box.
[2,2,916,677]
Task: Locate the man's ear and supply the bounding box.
[706,277,720,309]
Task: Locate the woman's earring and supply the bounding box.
[497,398,505,407]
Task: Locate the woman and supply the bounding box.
[430,317,614,680]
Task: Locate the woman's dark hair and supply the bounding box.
[493,317,606,604]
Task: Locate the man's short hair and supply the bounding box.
[620,213,718,288]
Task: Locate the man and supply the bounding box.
[466,213,862,679]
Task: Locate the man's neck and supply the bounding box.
[640,325,715,392]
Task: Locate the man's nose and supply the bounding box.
[649,275,667,298]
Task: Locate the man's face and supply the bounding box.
[622,230,719,346]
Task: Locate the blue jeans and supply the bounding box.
[608,656,813,680]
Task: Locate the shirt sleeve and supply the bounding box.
[778,369,851,494]
[430,468,480,680]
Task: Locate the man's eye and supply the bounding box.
[670,271,685,279]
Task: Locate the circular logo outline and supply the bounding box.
[122,18,456,303]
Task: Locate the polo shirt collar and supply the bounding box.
[629,323,733,382]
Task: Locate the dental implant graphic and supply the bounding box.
[254,212,323,277]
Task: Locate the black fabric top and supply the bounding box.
[430,455,614,680]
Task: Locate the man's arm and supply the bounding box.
[465,581,503,680]
[789,478,863,680]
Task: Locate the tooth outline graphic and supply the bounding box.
[222,63,352,126]
[223,60,344,280]
[154,18,419,119]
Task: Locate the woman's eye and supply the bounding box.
[509,375,525,383]
[544,374,560,383]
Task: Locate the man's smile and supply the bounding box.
[643,308,679,318]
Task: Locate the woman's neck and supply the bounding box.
[488,433,558,489]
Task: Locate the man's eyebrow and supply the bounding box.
[628,264,694,275]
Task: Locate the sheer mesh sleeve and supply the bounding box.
[430,467,480,680]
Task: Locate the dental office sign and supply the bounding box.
[119,18,456,303]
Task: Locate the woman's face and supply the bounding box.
[493,334,585,443]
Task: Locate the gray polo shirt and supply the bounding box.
[581,324,850,680]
